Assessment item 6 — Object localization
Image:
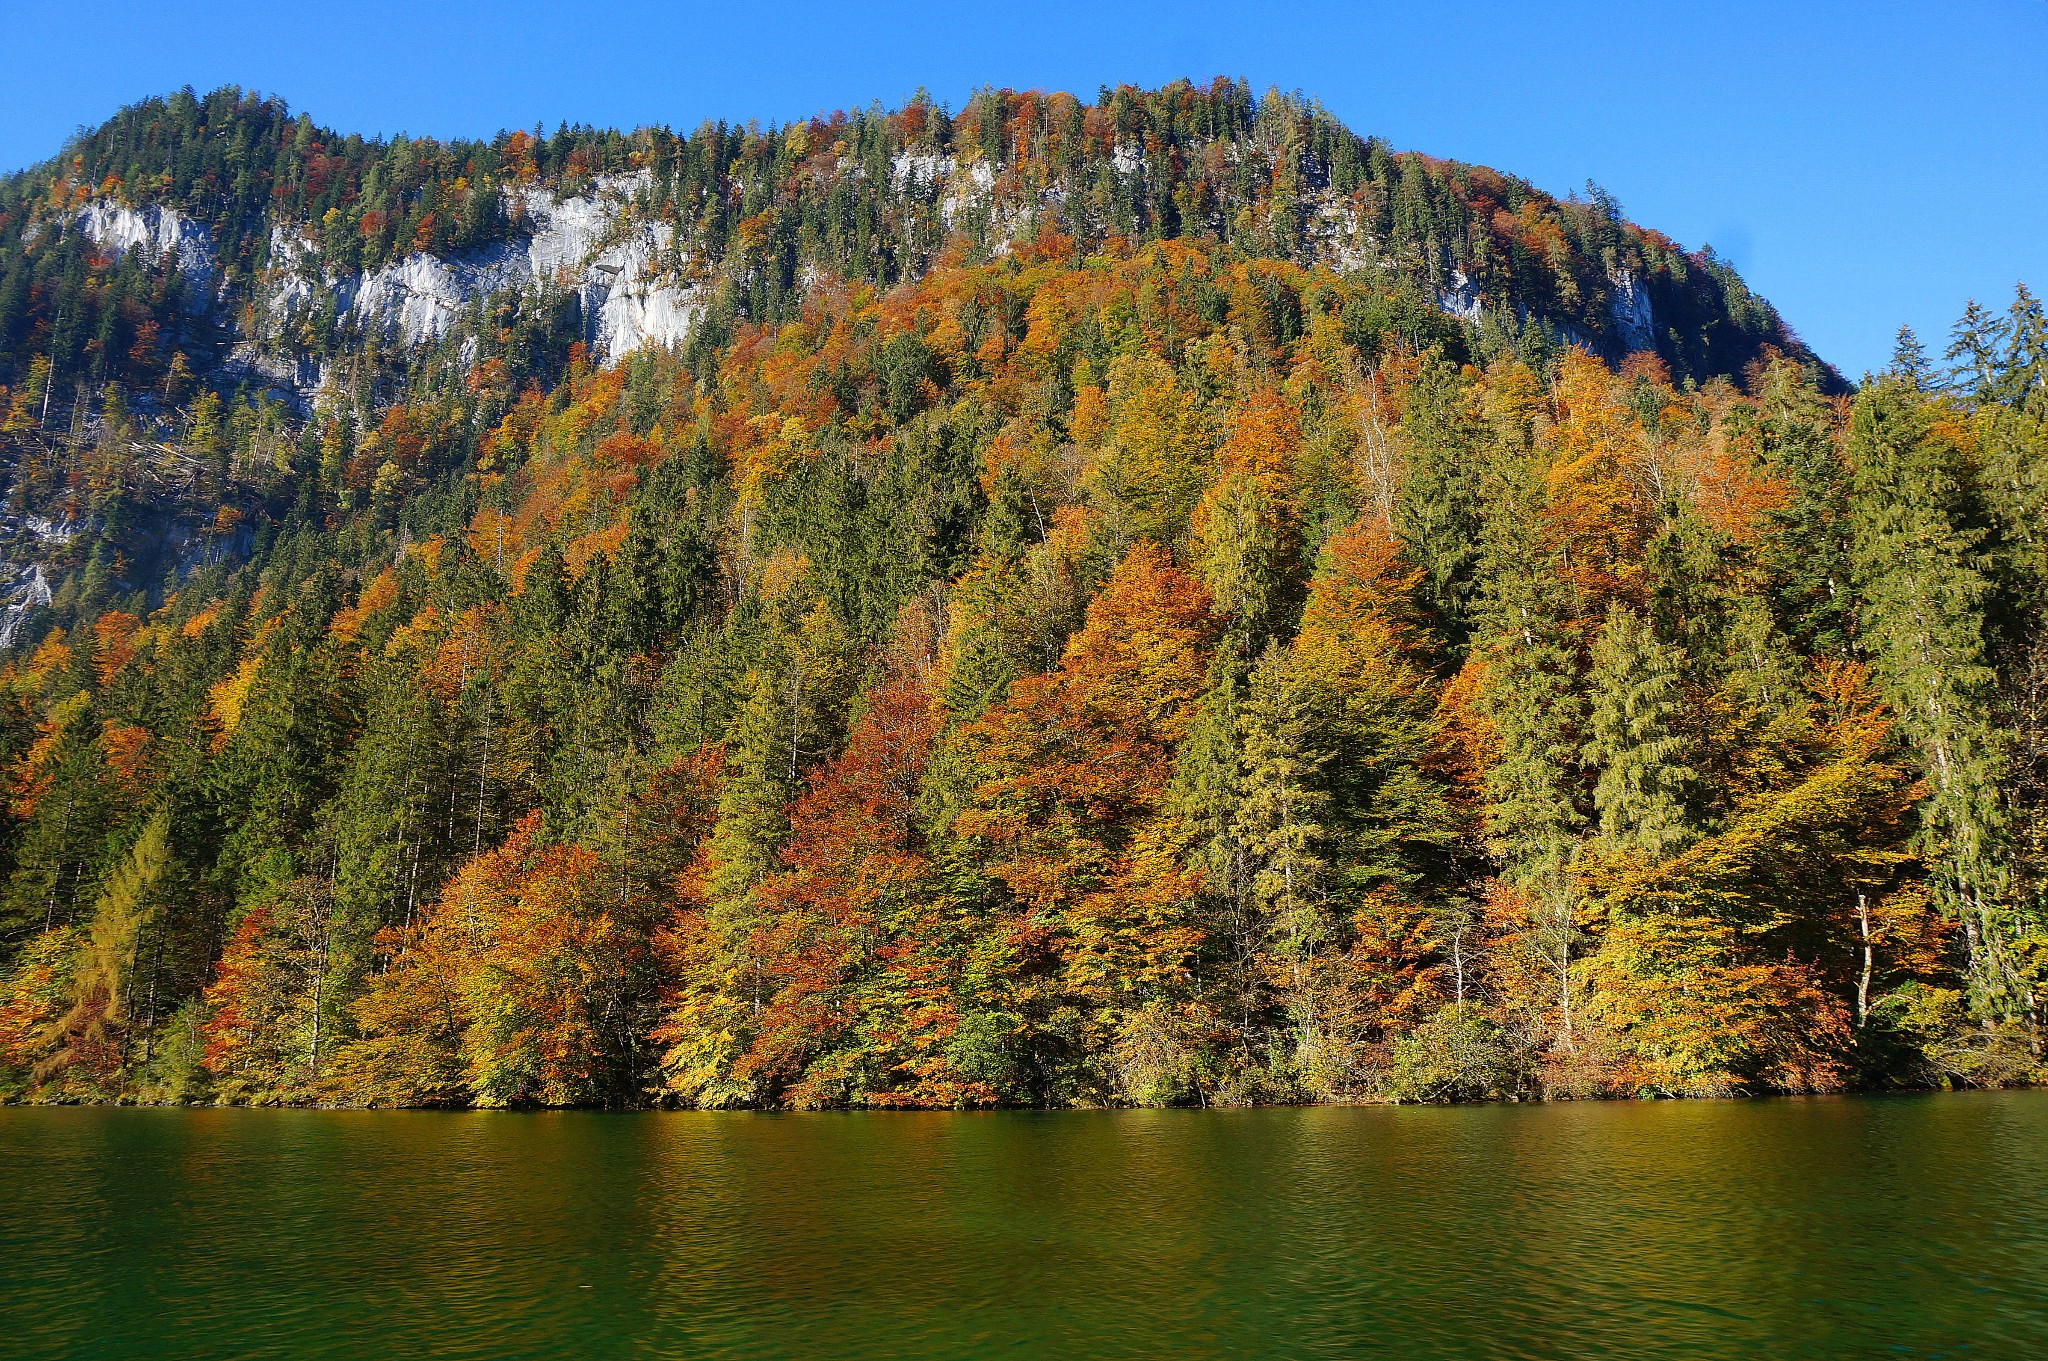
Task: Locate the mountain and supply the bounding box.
[0,83,2039,1111]
[0,82,1835,639]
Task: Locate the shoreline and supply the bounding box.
[6,1082,2032,1113]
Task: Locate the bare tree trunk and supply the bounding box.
[1856,892,1873,1028]
[141,930,164,1065]
[307,914,328,1079]
[1452,923,1466,1014]
[473,694,493,856]
[44,795,74,931]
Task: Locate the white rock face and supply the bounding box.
[1437,269,1485,323]
[254,225,323,333]
[1608,268,1656,355]
[939,160,998,231]
[349,255,463,347]
[889,150,996,237]
[1305,193,1380,273]
[252,171,697,366]
[514,176,699,356]
[347,249,528,347]
[389,177,694,360]
[891,151,953,194]
[75,202,216,308]
[0,563,54,650]
[518,178,635,277]
[0,514,76,647]
[25,514,79,545]
[590,223,699,356]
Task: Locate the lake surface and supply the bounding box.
[2,1095,2044,1359]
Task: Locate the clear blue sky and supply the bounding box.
[2,0,2042,379]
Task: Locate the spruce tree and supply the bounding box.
[1848,375,2026,1021]
[1233,645,1332,1050]
[1583,604,1697,857]
[1890,326,1932,388]
[1392,353,1486,655]
[1754,357,1855,656]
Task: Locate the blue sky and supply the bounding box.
[1,0,2042,379]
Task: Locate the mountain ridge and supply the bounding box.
[2,82,1835,396]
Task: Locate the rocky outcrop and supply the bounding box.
[1608,268,1656,356]
[0,562,52,649]
[1437,269,1485,323]
[344,248,527,346]
[75,202,217,309]
[252,172,699,367]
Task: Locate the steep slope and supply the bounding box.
[0,82,1834,641]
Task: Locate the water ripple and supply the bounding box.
[1,1095,2044,1360]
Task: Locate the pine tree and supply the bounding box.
[1473,607,1584,877]
[1167,644,1255,1032]
[1234,643,1333,1050]
[1890,325,1932,388]
[1944,300,2007,400]
[939,465,1037,719]
[1754,356,1855,657]
[1393,353,1486,652]
[1583,603,1697,857]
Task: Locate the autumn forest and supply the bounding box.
[0,83,2042,1109]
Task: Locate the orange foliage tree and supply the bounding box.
[337,813,626,1107]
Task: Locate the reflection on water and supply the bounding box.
[2,1095,2044,1359]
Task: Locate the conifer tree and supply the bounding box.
[46,808,172,1083]
[1847,375,2026,1022]
[1890,326,1932,388]
[1393,354,1486,652]
[939,465,1037,719]
[1583,603,1697,857]
[1753,357,1855,656]
[1234,643,1333,1042]
[1944,300,2007,400]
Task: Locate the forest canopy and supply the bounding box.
[0,86,2038,1108]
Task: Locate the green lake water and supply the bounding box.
[1,1094,2044,1359]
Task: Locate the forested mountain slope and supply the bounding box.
[0,82,1829,646]
[0,84,2039,1109]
